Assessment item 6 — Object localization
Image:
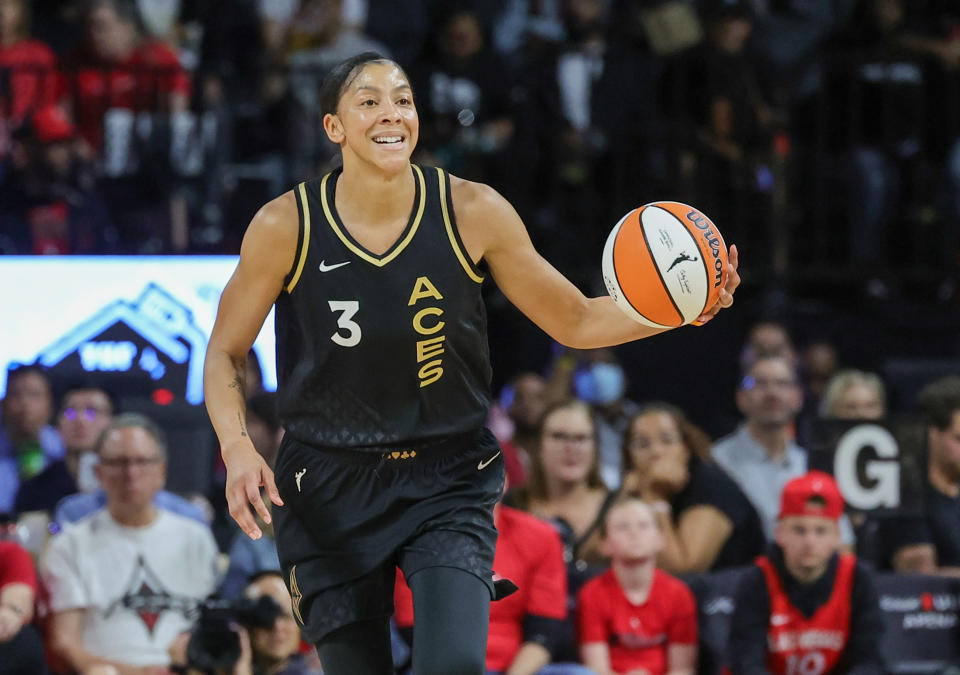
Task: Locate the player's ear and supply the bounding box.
[323,113,345,144]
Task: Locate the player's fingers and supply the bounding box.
[246,479,272,526]
[227,484,261,539]
[728,244,739,271]
[262,466,284,507]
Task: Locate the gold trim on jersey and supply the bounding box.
[285,182,312,293]
[320,165,427,266]
[437,169,484,284]
[289,565,304,625]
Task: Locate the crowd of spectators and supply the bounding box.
[2,315,960,673]
[1,0,960,294]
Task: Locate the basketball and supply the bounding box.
[602,202,728,328]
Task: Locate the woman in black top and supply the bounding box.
[621,402,765,573]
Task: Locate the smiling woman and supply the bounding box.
[202,51,741,674]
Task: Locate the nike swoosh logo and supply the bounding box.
[477,451,501,471]
[319,260,351,272]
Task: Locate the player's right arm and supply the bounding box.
[204,192,298,540]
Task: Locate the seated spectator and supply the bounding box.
[620,403,765,574]
[504,399,615,591]
[411,6,518,184]
[821,370,886,420]
[577,497,698,675]
[883,376,960,574]
[0,538,46,675]
[728,472,884,675]
[711,355,807,540]
[0,105,109,254]
[61,0,191,252]
[548,348,641,488]
[396,501,593,675]
[244,571,314,675]
[0,0,57,154]
[15,382,114,514]
[43,413,218,672]
[801,341,840,413]
[62,0,189,151]
[488,371,549,487]
[0,364,63,515]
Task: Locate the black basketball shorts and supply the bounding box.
[272,426,505,643]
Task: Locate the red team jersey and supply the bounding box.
[63,41,190,149]
[577,567,698,675]
[395,506,567,672]
[0,38,58,156]
[757,554,855,675]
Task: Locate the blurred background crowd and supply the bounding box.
[3,0,960,673]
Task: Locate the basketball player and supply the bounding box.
[727,472,883,675]
[203,52,740,675]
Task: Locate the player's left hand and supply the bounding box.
[694,244,739,325]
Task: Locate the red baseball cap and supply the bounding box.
[779,471,844,520]
[32,106,76,144]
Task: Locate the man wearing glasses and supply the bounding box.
[15,384,206,526]
[14,384,114,514]
[43,413,218,674]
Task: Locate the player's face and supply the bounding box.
[95,427,166,510]
[830,382,884,420]
[929,411,960,480]
[626,410,688,473]
[247,576,301,662]
[737,358,803,430]
[775,515,840,581]
[325,63,418,174]
[58,390,114,452]
[539,406,596,485]
[603,501,663,563]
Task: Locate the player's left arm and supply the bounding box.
[452,178,739,349]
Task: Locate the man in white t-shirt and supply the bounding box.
[43,413,218,672]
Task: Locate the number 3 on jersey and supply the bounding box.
[328,300,361,347]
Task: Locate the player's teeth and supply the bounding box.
[375,137,401,143]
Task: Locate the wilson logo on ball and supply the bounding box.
[602,202,728,328]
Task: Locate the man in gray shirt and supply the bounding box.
[712,353,855,547]
[713,355,806,540]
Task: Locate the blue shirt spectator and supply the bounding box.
[55,489,207,527]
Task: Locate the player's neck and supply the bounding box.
[337,159,415,226]
[544,476,591,502]
[929,460,960,498]
[612,558,655,596]
[745,421,792,460]
[108,501,160,528]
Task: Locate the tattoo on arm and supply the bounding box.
[228,374,243,393]
[238,411,248,437]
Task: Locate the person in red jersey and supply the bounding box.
[60,0,189,150]
[728,471,883,675]
[0,538,46,674]
[395,501,595,675]
[577,497,698,675]
[0,0,58,151]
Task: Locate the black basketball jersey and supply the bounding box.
[274,164,492,448]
